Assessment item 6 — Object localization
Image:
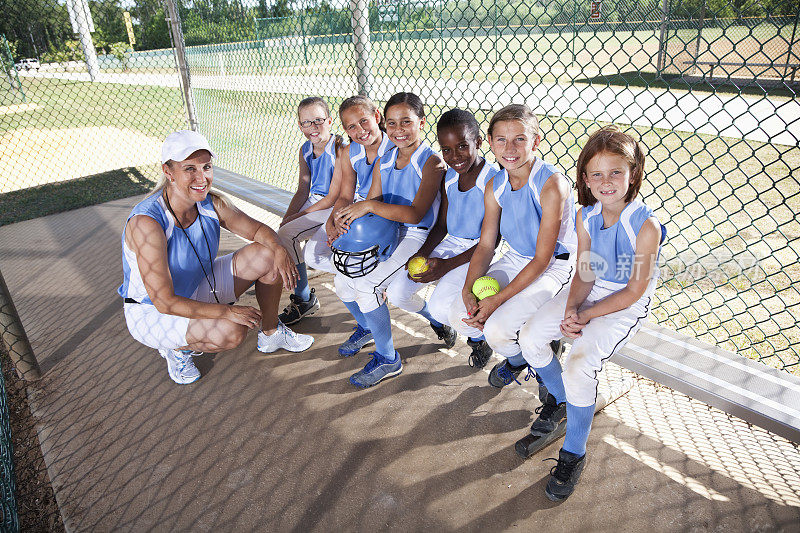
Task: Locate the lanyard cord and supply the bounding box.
[164,189,220,304]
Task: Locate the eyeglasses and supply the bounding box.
[299,117,328,128]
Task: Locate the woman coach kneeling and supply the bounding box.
[118,130,313,384]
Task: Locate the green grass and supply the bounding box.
[1,77,185,134]
[0,166,157,227]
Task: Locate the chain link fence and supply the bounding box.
[0,356,18,532]
[175,0,799,375]
[0,0,798,525]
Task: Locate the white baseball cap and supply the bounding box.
[161,130,216,164]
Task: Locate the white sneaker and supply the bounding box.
[257,321,314,353]
[158,348,201,384]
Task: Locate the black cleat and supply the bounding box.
[278,288,320,325]
[467,338,493,368]
[430,323,457,348]
[488,360,530,388]
[545,449,587,502]
[529,393,567,436]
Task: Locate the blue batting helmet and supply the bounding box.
[331,213,400,278]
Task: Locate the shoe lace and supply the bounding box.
[523,366,536,382]
[348,324,366,341]
[175,350,195,371]
[467,343,490,368]
[497,363,522,385]
[362,352,381,373]
[544,456,577,482]
[534,398,559,419]
[282,294,302,315]
[278,321,298,339]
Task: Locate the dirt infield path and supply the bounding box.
[0,196,798,531]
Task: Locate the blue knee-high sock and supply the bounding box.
[417,302,443,328]
[563,403,595,457]
[507,351,526,367]
[363,303,397,362]
[293,262,310,300]
[343,300,368,330]
[533,355,566,403]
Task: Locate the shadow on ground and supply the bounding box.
[0,166,157,226]
[0,196,798,531]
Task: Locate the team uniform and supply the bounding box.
[278,135,337,272]
[385,161,497,326]
[519,199,661,407]
[448,158,577,357]
[305,133,394,272]
[119,194,236,350]
[335,142,440,313]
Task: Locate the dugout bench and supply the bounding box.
[214,167,800,444]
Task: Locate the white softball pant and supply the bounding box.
[448,249,574,355]
[384,234,478,324]
[334,226,429,313]
[124,252,236,350]
[518,278,657,407]
[277,195,334,271]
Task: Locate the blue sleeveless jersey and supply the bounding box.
[379,142,440,229]
[350,133,394,199]
[303,135,337,196]
[581,199,660,287]
[492,158,577,258]
[118,194,221,304]
[444,161,498,240]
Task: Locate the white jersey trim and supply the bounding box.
[350,143,366,165]
[380,147,398,171]
[493,170,508,203]
[527,157,544,205]
[157,196,175,240]
[410,142,428,179]
[619,202,638,251]
[324,135,336,161]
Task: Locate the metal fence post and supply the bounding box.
[300,13,309,65]
[656,0,671,76]
[164,0,198,131]
[350,0,374,97]
[0,269,41,381]
[787,9,800,80]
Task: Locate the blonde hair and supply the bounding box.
[339,95,385,134]
[575,125,645,207]
[487,104,539,139]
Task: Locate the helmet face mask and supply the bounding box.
[332,245,380,278]
[331,213,400,278]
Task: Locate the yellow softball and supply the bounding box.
[472,276,500,300]
[408,256,429,277]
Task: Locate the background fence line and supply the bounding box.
[0,0,798,527]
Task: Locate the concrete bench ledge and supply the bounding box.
[215,167,800,444]
[616,323,800,443]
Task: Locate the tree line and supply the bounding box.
[1,0,796,61]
